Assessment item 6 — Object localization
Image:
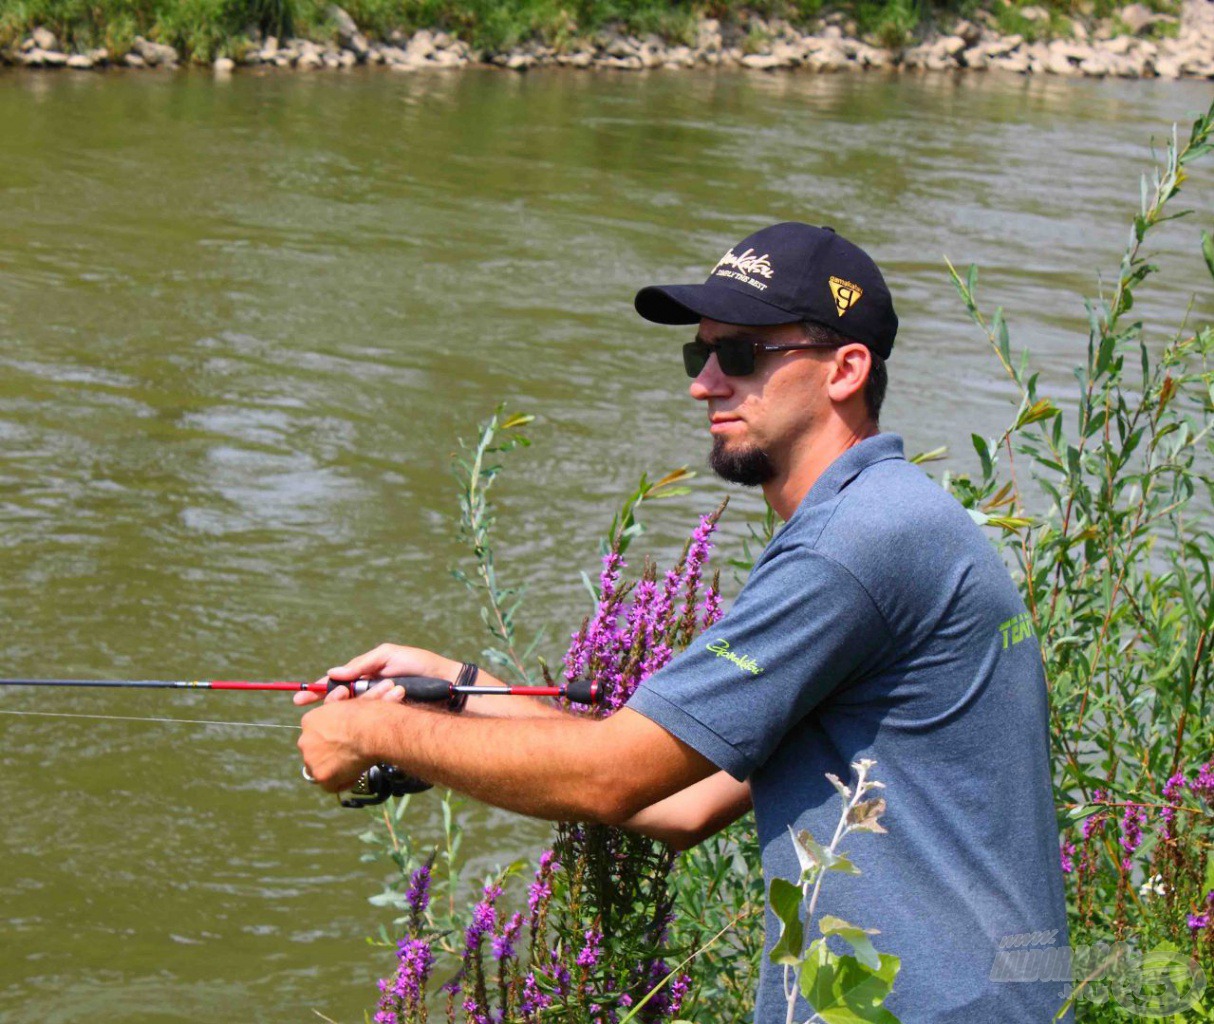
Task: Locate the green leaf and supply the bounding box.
[799,942,903,1024]
[1203,230,1214,280]
[819,915,883,971]
[828,854,862,875]
[1015,399,1059,430]
[972,434,993,478]
[768,877,805,966]
[908,446,948,465]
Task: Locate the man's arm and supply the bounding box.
[299,698,719,824]
[620,771,752,851]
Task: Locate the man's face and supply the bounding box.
[689,318,834,486]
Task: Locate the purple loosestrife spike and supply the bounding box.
[493,912,523,962]
[576,927,603,968]
[1120,803,1146,855]
[405,865,432,918]
[1082,810,1104,841]
[1060,841,1075,874]
[1161,771,1186,838]
[520,972,551,1015]
[392,939,434,1004]
[1188,913,1210,931]
[461,997,490,1024]
[465,882,502,952]
[1190,761,1214,802]
[669,974,692,1016]
[549,949,572,994]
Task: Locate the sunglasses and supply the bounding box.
[682,337,840,378]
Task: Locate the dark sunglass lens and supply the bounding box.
[715,339,756,377]
[683,341,709,378]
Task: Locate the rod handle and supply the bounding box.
[325,676,453,702]
[565,678,600,704]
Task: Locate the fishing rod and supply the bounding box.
[0,675,601,808]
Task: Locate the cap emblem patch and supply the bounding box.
[713,247,774,292]
[828,276,863,316]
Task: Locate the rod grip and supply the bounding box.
[565,678,600,704]
[325,676,453,702]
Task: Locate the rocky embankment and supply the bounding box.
[5,0,1212,79]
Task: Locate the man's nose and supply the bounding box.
[689,353,732,401]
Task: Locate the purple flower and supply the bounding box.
[1190,761,1214,802]
[520,972,551,1015]
[1060,840,1075,874]
[405,864,431,918]
[391,938,433,1003]
[1120,803,1146,856]
[528,850,560,923]
[1082,813,1103,841]
[1188,913,1210,931]
[549,948,572,994]
[576,927,603,968]
[465,882,502,951]
[492,911,523,962]
[462,996,491,1024]
[669,973,692,1015]
[1160,771,1186,838]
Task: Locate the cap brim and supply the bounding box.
[635,283,801,327]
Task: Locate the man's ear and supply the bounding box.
[826,344,871,405]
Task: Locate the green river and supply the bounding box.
[1,66,1211,1022]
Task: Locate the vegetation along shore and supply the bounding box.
[2,0,1212,79]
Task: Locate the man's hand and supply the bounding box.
[292,643,461,707]
[298,695,409,792]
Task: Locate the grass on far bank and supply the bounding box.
[0,0,1184,62]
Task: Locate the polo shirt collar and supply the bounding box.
[802,433,905,508]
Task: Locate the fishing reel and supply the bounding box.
[342,762,433,808]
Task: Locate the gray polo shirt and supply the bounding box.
[627,434,1069,1023]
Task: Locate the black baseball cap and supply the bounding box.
[634,222,897,360]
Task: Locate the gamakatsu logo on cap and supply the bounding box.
[829,276,863,316]
[713,248,774,293]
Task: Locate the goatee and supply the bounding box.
[709,437,776,486]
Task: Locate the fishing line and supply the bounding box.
[0,709,299,730]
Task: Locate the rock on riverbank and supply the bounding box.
[3,0,1211,80]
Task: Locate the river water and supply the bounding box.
[0,66,1211,1022]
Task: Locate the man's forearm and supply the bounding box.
[305,701,715,824]
[621,771,752,850]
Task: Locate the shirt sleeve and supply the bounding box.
[625,543,890,780]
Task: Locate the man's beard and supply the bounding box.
[709,437,776,486]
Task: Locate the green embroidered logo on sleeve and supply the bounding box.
[998,612,1035,650]
[705,638,764,675]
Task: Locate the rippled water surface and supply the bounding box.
[1,66,1211,1022]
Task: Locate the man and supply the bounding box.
[297,223,1069,1022]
